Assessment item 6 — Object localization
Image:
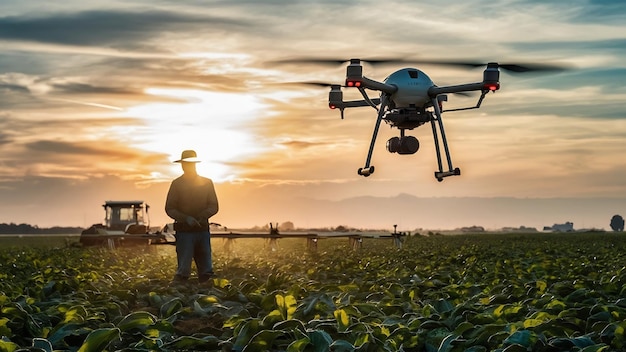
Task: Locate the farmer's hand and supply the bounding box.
[186,216,201,227]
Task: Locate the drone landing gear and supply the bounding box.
[357,95,390,178]
[358,166,375,177]
[430,97,461,182]
[435,168,461,182]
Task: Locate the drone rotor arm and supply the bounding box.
[347,76,397,95]
[340,99,380,108]
[427,82,486,98]
[357,87,381,110]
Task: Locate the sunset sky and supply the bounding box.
[1,0,625,231]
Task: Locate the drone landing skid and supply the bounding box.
[429,97,462,182]
[358,166,375,177]
[435,168,461,182]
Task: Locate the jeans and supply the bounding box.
[174,230,213,282]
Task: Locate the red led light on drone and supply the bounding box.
[346,80,362,87]
[484,83,500,91]
[329,104,336,109]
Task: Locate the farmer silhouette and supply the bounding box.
[165,150,219,284]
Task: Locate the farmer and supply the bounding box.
[165,150,219,284]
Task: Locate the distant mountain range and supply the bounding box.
[234,193,626,231]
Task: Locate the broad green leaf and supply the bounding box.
[276,294,297,320]
[433,299,454,314]
[213,277,230,288]
[151,319,176,334]
[536,280,547,293]
[77,328,121,352]
[308,330,332,352]
[262,309,283,327]
[528,311,555,322]
[287,337,310,352]
[160,297,184,318]
[48,324,90,346]
[148,291,163,307]
[466,324,507,345]
[354,332,372,347]
[453,321,474,335]
[161,335,219,349]
[1,306,26,321]
[0,340,18,352]
[329,339,355,352]
[196,294,220,306]
[32,338,52,352]
[117,311,156,332]
[338,284,360,292]
[273,319,306,332]
[437,334,458,352]
[334,309,350,332]
[465,347,487,352]
[242,330,283,352]
[503,330,535,348]
[0,318,11,336]
[571,336,597,348]
[63,305,88,324]
[494,304,505,318]
[580,344,610,352]
[233,319,262,351]
[546,298,566,311]
[501,343,528,352]
[523,319,542,328]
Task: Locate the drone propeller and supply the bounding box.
[280,81,344,88]
[273,57,569,73]
[272,58,413,66]
[408,60,569,74]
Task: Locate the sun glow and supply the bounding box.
[124,88,271,181]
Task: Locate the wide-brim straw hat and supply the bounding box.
[174,150,201,163]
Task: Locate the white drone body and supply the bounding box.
[385,68,436,107]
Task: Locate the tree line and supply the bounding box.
[0,223,83,234]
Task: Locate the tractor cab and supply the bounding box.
[103,200,149,232]
[80,200,155,247]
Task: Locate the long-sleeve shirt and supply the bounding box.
[165,174,219,230]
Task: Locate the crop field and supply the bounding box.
[1,232,626,351]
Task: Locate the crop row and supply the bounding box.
[1,233,626,351]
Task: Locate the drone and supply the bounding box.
[280,58,565,181]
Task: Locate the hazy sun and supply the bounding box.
[124,88,270,181]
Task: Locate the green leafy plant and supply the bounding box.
[0,233,625,351]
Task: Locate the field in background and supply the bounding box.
[1,232,625,351]
[0,234,80,248]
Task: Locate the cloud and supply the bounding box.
[277,139,330,150]
[572,0,626,23]
[0,9,252,49]
[51,82,138,95]
[25,140,136,158]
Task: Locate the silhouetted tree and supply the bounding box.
[279,221,295,231]
[610,215,624,232]
[0,223,82,234]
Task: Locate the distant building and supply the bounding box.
[459,225,485,233]
[502,226,538,233]
[543,222,574,232]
